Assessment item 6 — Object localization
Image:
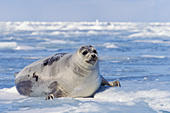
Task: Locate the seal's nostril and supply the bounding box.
[91,54,96,58]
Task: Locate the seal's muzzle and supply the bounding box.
[86,53,98,65]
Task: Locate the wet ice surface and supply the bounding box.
[0,22,170,113]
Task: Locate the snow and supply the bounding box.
[0,86,170,113]
[103,43,118,48]
[0,42,18,49]
[141,55,166,59]
[95,88,170,112]
[133,40,170,44]
[1,21,170,113]
[1,21,170,38]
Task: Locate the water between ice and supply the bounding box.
[0,22,170,113]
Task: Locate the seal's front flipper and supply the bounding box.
[45,94,54,100]
[101,75,121,87]
[108,80,121,87]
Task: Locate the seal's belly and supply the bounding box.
[69,74,102,98]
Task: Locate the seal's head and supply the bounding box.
[74,45,98,69]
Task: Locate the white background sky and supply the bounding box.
[0,0,170,22]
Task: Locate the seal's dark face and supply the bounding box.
[79,45,98,65]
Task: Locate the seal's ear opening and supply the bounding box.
[14,72,19,78]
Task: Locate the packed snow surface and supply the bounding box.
[0,21,170,113]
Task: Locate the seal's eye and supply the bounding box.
[93,50,97,54]
[82,50,88,55]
